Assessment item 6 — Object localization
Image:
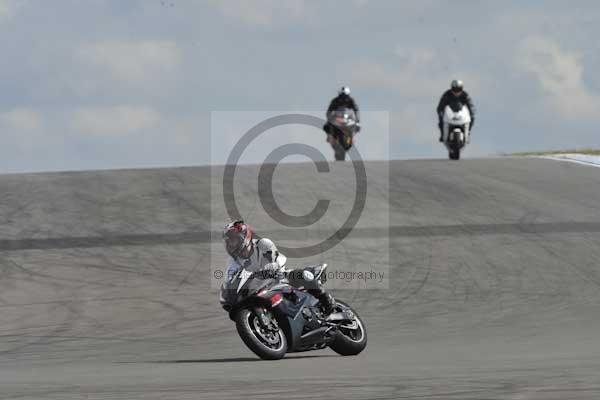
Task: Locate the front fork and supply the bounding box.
[443,124,470,144]
[253,306,279,332]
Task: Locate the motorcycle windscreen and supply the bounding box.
[444,104,471,125]
[221,267,280,305]
[328,108,356,124]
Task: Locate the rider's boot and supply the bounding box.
[318,291,336,315]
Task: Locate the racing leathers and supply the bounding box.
[224,238,336,314]
[323,93,361,137]
[436,89,475,142]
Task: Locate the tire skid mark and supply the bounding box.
[2,221,600,252]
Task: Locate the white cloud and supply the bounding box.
[0,0,21,22]
[352,0,370,7]
[351,46,487,100]
[393,46,435,64]
[354,111,390,160]
[350,48,451,99]
[0,1,11,20]
[208,0,308,28]
[392,106,437,146]
[516,36,600,119]
[0,108,42,132]
[167,114,206,147]
[71,106,160,136]
[0,108,50,161]
[78,40,181,84]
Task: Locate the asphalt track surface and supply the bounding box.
[1,158,599,399]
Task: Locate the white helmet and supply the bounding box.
[338,86,351,96]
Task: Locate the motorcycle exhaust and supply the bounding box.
[325,311,353,322]
[299,327,332,346]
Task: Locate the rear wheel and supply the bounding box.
[235,308,287,360]
[328,301,367,356]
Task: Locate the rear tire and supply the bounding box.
[328,301,367,356]
[235,308,287,360]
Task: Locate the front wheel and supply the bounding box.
[448,143,461,160]
[334,148,346,161]
[235,308,287,360]
[332,141,347,161]
[328,301,367,356]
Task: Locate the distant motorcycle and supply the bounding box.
[441,103,471,160]
[219,263,367,360]
[326,107,359,161]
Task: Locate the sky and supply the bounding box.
[1,0,599,173]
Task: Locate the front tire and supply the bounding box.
[449,145,460,160]
[235,308,287,360]
[334,148,346,161]
[328,301,367,356]
[333,142,346,161]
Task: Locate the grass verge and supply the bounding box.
[509,149,600,157]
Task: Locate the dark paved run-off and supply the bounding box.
[0,158,599,399]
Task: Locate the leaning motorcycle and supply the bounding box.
[326,108,359,161]
[219,263,367,360]
[441,103,471,160]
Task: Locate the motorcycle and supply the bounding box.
[441,103,471,160]
[326,107,359,161]
[219,263,367,360]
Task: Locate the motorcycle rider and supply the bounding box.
[221,220,337,315]
[436,79,476,142]
[323,86,361,141]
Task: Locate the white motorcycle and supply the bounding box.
[441,103,471,160]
